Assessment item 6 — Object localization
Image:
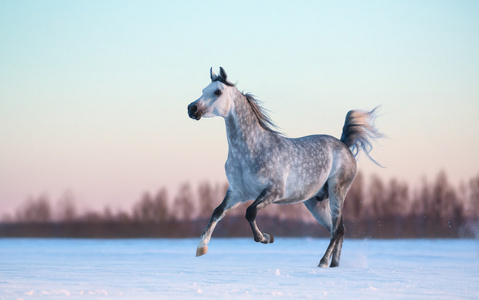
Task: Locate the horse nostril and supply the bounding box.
[188,103,200,119]
[190,104,198,114]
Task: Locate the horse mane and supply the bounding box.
[212,74,281,134]
[242,92,282,135]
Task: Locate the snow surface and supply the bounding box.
[1,238,478,299]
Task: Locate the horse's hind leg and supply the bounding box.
[304,195,341,267]
[317,200,345,267]
[327,217,345,267]
[303,187,332,233]
[245,185,283,244]
[196,190,240,256]
[318,178,351,267]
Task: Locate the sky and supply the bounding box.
[1,1,478,215]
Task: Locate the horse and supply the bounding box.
[187,67,382,267]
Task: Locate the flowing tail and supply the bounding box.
[340,106,384,166]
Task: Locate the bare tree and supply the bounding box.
[57,191,76,222]
[103,206,113,222]
[412,177,430,217]
[16,195,51,222]
[83,211,103,223]
[468,173,479,218]
[132,188,169,223]
[431,171,459,220]
[384,178,409,217]
[116,210,132,223]
[153,188,169,221]
[275,202,305,221]
[344,171,364,221]
[133,192,154,222]
[173,183,195,221]
[368,174,386,219]
[197,181,216,219]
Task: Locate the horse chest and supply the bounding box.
[225,153,268,197]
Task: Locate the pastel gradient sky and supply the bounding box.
[1,1,478,214]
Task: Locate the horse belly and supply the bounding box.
[279,160,331,204]
[279,177,326,204]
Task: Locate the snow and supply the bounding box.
[1,238,478,299]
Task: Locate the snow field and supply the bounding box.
[1,238,478,299]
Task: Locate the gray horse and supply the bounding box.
[187,67,382,267]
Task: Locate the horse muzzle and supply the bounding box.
[188,102,203,120]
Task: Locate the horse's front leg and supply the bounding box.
[245,185,283,244]
[196,190,240,256]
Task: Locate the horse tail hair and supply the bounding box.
[340,106,384,167]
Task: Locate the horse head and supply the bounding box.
[187,67,235,120]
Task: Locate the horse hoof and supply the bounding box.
[318,258,329,268]
[196,246,208,257]
[268,233,274,243]
[318,263,328,268]
[261,233,274,244]
[329,262,339,268]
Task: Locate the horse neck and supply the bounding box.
[224,92,266,152]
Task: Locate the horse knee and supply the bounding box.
[245,205,257,222]
[212,205,224,218]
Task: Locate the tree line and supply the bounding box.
[1,171,478,238]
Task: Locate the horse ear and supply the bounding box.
[219,67,228,81]
[210,67,218,81]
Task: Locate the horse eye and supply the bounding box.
[214,89,222,96]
